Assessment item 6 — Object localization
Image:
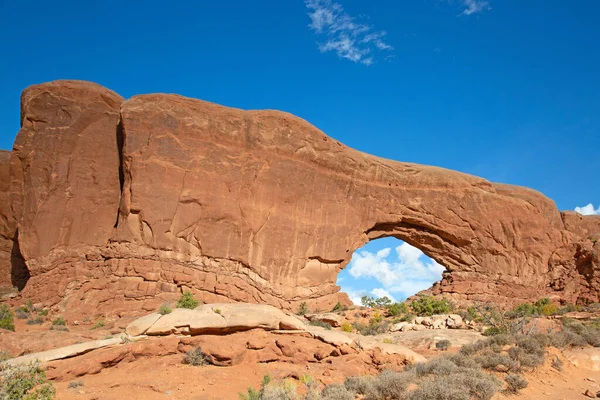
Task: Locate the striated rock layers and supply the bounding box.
[1,80,599,313]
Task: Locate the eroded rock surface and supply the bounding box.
[3,80,600,312]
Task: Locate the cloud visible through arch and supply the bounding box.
[338,239,446,305]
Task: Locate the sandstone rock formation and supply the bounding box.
[2,80,599,312]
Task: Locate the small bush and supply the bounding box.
[436,340,451,351]
[26,317,44,325]
[91,320,105,330]
[15,308,29,320]
[352,318,389,336]
[309,320,331,330]
[0,304,15,331]
[176,291,199,309]
[331,302,344,312]
[504,374,528,393]
[297,302,309,316]
[483,327,505,336]
[38,309,48,317]
[67,381,84,389]
[0,361,56,400]
[51,317,66,327]
[551,356,563,371]
[341,322,352,332]
[320,384,355,400]
[184,347,210,366]
[410,295,452,316]
[344,375,377,396]
[158,303,172,315]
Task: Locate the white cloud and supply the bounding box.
[574,203,600,216]
[461,0,490,16]
[347,242,446,300]
[305,0,393,65]
[371,288,396,302]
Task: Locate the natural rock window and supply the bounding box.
[337,237,445,305]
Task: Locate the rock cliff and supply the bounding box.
[2,80,599,311]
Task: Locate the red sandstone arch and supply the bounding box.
[1,80,599,313]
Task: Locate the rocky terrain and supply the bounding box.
[0,80,599,316]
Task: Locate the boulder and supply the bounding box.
[305,313,342,328]
[129,303,306,337]
[446,314,464,329]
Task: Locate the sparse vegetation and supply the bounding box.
[176,291,199,309]
[183,347,210,366]
[0,361,56,400]
[0,304,15,331]
[309,320,332,330]
[551,355,563,371]
[51,317,66,327]
[91,319,105,330]
[38,309,48,317]
[504,374,528,394]
[331,302,345,312]
[0,350,12,362]
[410,295,453,316]
[214,308,222,315]
[158,303,172,315]
[297,302,309,316]
[67,381,84,389]
[26,317,44,325]
[436,339,451,351]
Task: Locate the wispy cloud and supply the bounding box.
[574,203,600,216]
[305,0,393,65]
[461,0,491,15]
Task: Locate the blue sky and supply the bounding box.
[1,0,599,302]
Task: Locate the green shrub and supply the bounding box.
[176,291,199,309]
[483,327,506,336]
[436,340,451,351]
[0,304,15,331]
[239,375,271,400]
[0,362,56,400]
[158,303,172,315]
[297,301,309,316]
[183,347,210,366]
[51,317,66,327]
[410,295,452,316]
[38,309,48,317]
[331,302,344,312]
[386,302,409,317]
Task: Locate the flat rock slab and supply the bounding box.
[127,303,306,337]
[2,338,121,368]
[306,325,427,363]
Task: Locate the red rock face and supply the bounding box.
[0,150,27,290]
[4,80,600,312]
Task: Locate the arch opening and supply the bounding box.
[337,237,446,305]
